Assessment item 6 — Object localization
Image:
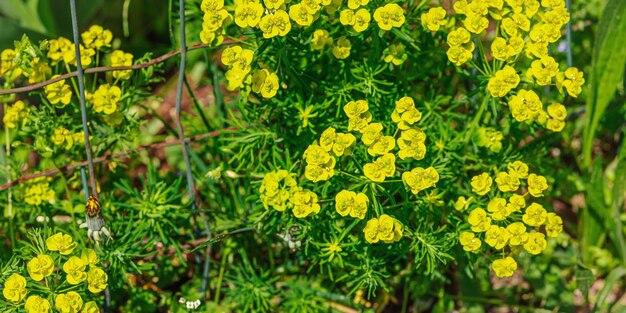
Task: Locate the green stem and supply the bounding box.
[463,96,489,143]
[214,245,228,304]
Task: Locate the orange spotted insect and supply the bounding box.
[85,194,101,218]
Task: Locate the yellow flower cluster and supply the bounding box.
[259,169,321,218]
[44,75,73,107]
[23,177,55,206]
[335,190,368,219]
[421,7,447,31]
[436,0,583,132]
[110,50,134,80]
[311,29,333,50]
[373,3,405,31]
[3,100,29,129]
[363,214,403,244]
[304,143,337,182]
[221,45,280,98]
[86,84,122,115]
[339,8,371,33]
[81,25,113,50]
[0,49,22,81]
[487,65,520,98]
[200,0,230,45]
[251,69,280,98]
[51,126,84,150]
[458,161,563,277]
[2,232,106,312]
[47,36,95,67]
[332,36,352,59]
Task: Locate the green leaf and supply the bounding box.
[0,0,47,34]
[592,266,626,312]
[581,157,608,265]
[583,0,626,168]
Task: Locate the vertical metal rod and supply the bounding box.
[69,0,98,199]
[175,0,213,295]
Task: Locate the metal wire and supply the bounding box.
[174,0,213,295]
[69,0,98,199]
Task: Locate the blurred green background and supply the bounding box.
[0,0,171,55]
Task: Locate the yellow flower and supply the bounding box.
[527,173,548,197]
[557,67,584,98]
[373,3,405,31]
[27,254,54,281]
[447,27,471,47]
[23,177,55,205]
[470,172,492,196]
[522,202,547,226]
[3,100,29,129]
[24,57,51,84]
[81,249,100,267]
[202,2,230,32]
[547,103,567,121]
[506,222,528,245]
[51,126,75,150]
[44,75,72,107]
[258,10,291,38]
[367,136,395,156]
[81,25,113,50]
[491,256,517,277]
[290,189,321,218]
[523,232,546,254]
[421,7,447,31]
[320,128,356,156]
[87,267,108,294]
[364,154,396,182]
[311,29,333,50]
[446,44,474,66]
[63,256,87,285]
[487,65,520,98]
[344,99,369,118]
[235,2,264,27]
[391,97,422,130]
[467,208,491,232]
[25,295,51,313]
[487,197,509,220]
[220,46,242,66]
[363,214,402,244]
[507,161,528,178]
[361,122,383,145]
[485,225,510,249]
[383,43,407,65]
[352,9,371,32]
[335,189,368,219]
[508,89,544,123]
[508,194,526,211]
[402,166,439,194]
[340,9,355,25]
[304,144,336,182]
[545,212,563,237]
[0,49,22,80]
[110,50,133,80]
[454,196,473,211]
[495,172,520,192]
[459,231,481,252]
[332,36,351,59]
[397,128,426,160]
[464,13,488,34]
[82,302,100,313]
[92,84,122,115]
[55,291,83,312]
[263,0,284,10]
[347,0,368,9]
[2,273,27,303]
[259,169,297,211]
[46,232,77,255]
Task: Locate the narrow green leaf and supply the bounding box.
[592,266,626,312]
[583,0,626,168]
